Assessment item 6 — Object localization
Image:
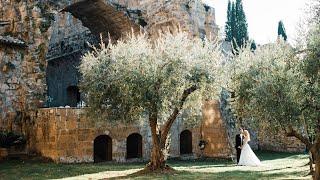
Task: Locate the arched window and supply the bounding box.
[66,86,80,107]
[180,130,192,155]
[126,133,142,159]
[94,135,112,162]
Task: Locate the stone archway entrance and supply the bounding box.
[126,133,142,159]
[180,130,192,155]
[94,135,112,162]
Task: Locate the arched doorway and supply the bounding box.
[180,130,192,155]
[94,135,112,162]
[67,86,80,107]
[126,133,142,159]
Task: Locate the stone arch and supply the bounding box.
[94,135,112,162]
[46,0,143,107]
[126,133,142,159]
[180,129,192,155]
[62,0,141,41]
[66,86,80,107]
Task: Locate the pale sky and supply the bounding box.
[203,0,308,45]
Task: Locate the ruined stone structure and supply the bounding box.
[0,1,54,131]
[31,101,231,163]
[46,0,219,107]
[0,0,304,163]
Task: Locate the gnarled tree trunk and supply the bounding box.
[315,159,320,180]
[286,127,319,178]
[146,85,198,171]
[311,138,320,180]
[148,116,166,170]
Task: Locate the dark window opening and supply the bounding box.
[66,86,80,107]
[94,135,112,162]
[180,130,192,155]
[126,133,142,159]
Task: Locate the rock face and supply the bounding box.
[0,1,54,132]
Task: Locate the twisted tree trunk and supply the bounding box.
[315,158,320,180]
[146,85,198,170]
[311,136,320,180]
[286,127,319,178]
[148,117,166,170]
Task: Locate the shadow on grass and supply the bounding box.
[254,151,307,161]
[0,151,308,180]
[112,169,306,180]
[166,158,234,168]
[0,159,145,180]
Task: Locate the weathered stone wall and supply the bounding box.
[0,0,219,140]
[0,1,54,131]
[201,101,233,158]
[45,7,99,107]
[0,0,304,161]
[220,90,305,153]
[120,0,219,39]
[45,0,218,108]
[46,53,82,107]
[33,108,151,162]
[258,132,305,153]
[31,100,232,163]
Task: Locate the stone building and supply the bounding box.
[0,0,304,163]
[33,101,232,163]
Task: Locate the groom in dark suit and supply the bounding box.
[235,127,244,164]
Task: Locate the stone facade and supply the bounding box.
[258,131,305,153]
[0,1,54,131]
[0,0,304,163]
[45,0,219,107]
[31,101,232,163]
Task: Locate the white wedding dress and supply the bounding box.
[238,138,262,166]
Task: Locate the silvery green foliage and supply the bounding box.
[80,32,223,124]
[227,36,319,137]
[227,40,302,132]
[300,24,320,137]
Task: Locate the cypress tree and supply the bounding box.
[277,21,287,41]
[235,0,248,48]
[225,0,233,42]
[231,2,237,45]
[224,0,249,50]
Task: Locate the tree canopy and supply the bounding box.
[227,25,320,178]
[79,31,224,169]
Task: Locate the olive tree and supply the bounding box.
[226,38,320,179]
[79,31,223,170]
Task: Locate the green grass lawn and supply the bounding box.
[0,151,311,180]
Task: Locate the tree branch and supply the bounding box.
[160,85,198,147]
[286,126,312,148]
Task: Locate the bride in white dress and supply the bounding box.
[238,130,262,166]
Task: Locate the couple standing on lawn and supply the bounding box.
[235,127,262,166]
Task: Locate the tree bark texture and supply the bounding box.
[286,126,320,180]
[147,85,198,170]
